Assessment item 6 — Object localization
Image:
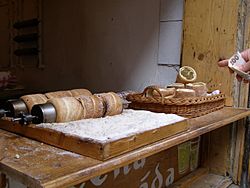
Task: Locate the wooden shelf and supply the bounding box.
[13,18,39,29]
[14,48,39,56]
[13,33,39,43]
[0,107,249,188]
[169,168,233,188]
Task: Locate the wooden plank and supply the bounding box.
[0,118,188,161]
[190,173,232,188]
[0,173,7,188]
[235,0,250,184]
[233,119,246,184]
[169,168,233,188]
[187,107,250,131]
[106,120,187,159]
[0,107,249,188]
[182,0,250,182]
[168,168,208,188]
[182,0,239,106]
[209,126,231,175]
[199,133,210,169]
[0,129,101,188]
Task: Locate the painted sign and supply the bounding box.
[71,137,200,188]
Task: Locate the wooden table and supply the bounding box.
[0,107,250,188]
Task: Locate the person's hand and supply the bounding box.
[217,49,250,82]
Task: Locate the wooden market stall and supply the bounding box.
[0,108,250,188]
[1,0,250,188]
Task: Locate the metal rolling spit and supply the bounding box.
[1,90,132,125]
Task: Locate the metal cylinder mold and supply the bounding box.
[31,103,56,124]
[5,99,28,117]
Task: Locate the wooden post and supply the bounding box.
[0,173,7,188]
[182,0,249,183]
[240,118,250,188]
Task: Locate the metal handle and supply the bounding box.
[0,109,10,118]
[12,112,36,125]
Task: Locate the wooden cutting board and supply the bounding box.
[0,110,189,161]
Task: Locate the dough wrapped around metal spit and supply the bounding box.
[20,94,48,113]
[48,97,84,123]
[76,95,105,119]
[70,89,92,97]
[45,90,72,99]
[95,92,123,116]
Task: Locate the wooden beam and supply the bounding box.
[0,173,7,188]
[232,0,250,184]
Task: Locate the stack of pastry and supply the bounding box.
[20,88,93,113]
[142,83,208,99]
[47,92,123,123]
[144,86,176,99]
[19,89,123,123]
[143,85,197,99]
[165,82,208,98]
[186,82,208,97]
[164,66,209,98]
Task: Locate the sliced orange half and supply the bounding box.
[178,66,197,83]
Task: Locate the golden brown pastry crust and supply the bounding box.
[143,86,175,99]
[45,90,72,99]
[95,92,123,116]
[166,83,185,89]
[152,88,176,99]
[186,82,208,97]
[48,97,84,123]
[70,89,92,97]
[76,95,105,119]
[175,88,196,98]
[20,94,47,113]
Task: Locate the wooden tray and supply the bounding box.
[0,112,189,161]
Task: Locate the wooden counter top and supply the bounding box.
[0,107,250,188]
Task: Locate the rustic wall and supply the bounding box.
[0,1,9,69]
[13,0,183,93]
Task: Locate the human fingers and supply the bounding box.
[241,49,250,62]
[243,79,249,83]
[239,61,250,72]
[236,74,243,82]
[217,59,228,67]
[228,68,234,74]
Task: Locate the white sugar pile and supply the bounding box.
[37,109,186,143]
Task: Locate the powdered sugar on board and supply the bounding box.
[37,109,186,143]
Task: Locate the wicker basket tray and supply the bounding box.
[126,86,226,118]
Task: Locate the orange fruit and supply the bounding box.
[177,66,197,83]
